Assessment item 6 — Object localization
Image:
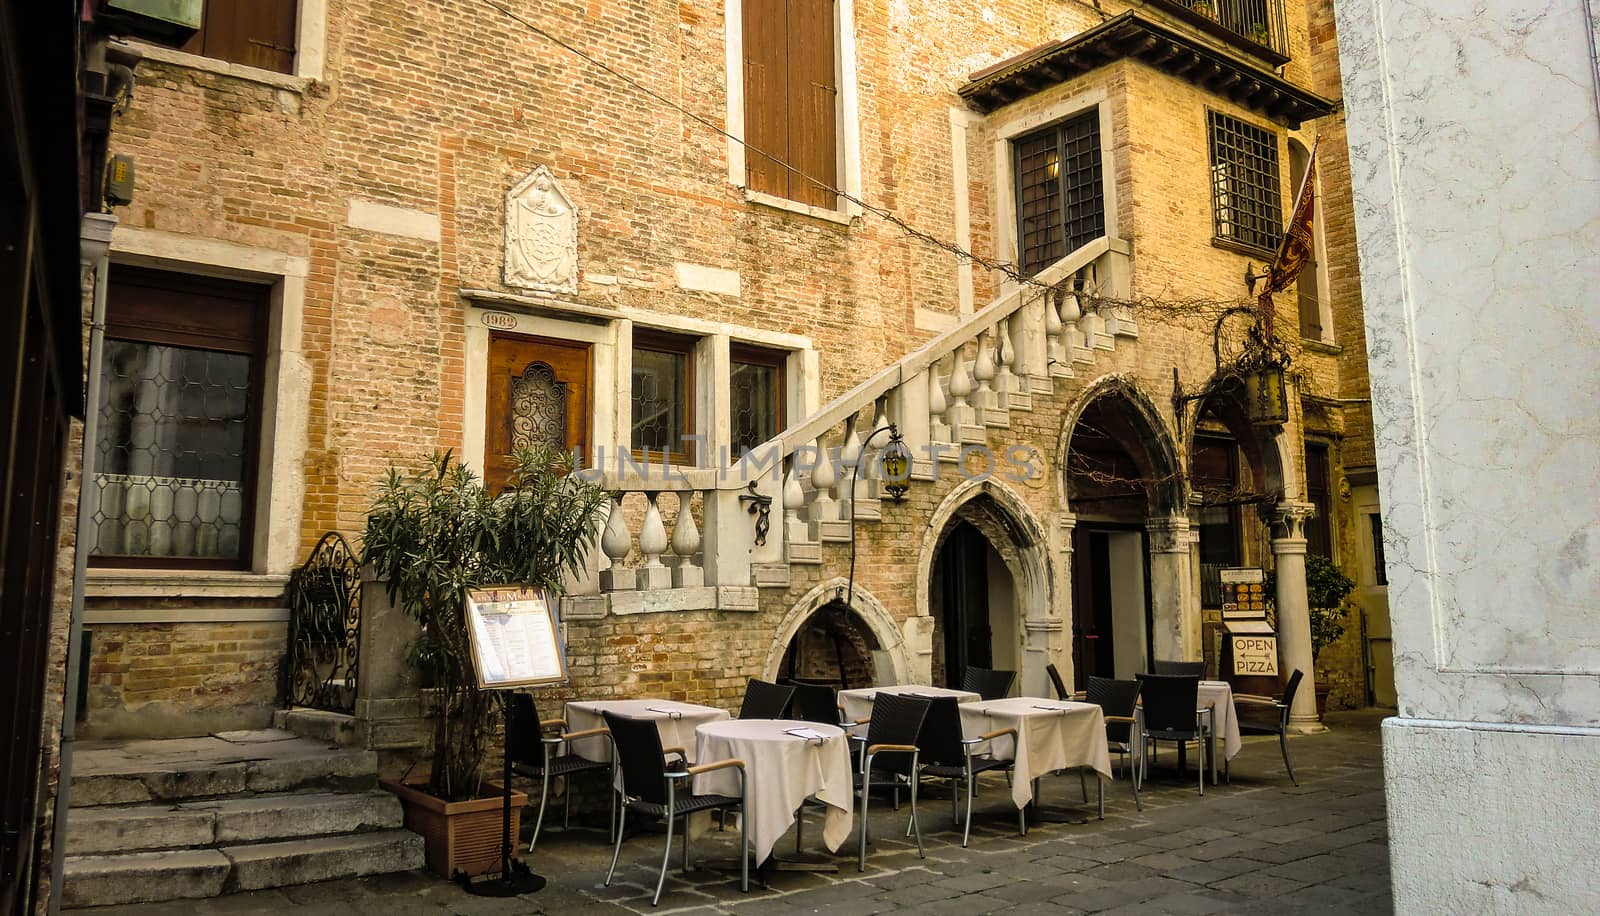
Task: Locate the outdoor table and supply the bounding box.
[960,697,1112,811]
[837,685,980,735]
[1199,680,1242,761]
[564,698,729,769]
[692,719,853,866]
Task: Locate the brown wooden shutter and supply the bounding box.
[182,0,297,74]
[786,0,838,209]
[744,0,790,197]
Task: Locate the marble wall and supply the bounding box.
[1335,0,1600,909]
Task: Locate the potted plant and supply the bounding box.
[1250,22,1272,46]
[1305,553,1356,715]
[1192,1,1219,21]
[363,446,609,879]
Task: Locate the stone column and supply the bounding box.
[354,567,428,756]
[1271,502,1322,732]
[1146,515,1193,662]
[1054,513,1078,686]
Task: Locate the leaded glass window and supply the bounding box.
[1015,110,1104,277]
[631,330,696,462]
[730,344,787,457]
[1209,110,1283,253]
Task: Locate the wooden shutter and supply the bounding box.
[182,0,297,74]
[786,0,838,209]
[743,0,790,197]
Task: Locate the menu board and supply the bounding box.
[1219,567,1267,619]
[465,586,569,689]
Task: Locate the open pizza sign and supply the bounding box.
[1231,636,1279,676]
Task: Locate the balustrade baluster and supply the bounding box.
[669,491,702,587]
[928,359,951,444]
[994,318,1016,399]
[638,491,672,589]
[1044,288,1065,374]
[599,492,636,591]
[973,328,997,411]
[808,435,839,525]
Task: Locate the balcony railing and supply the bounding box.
[1151,0,1289,62]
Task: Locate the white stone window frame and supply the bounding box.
[461,300,816,476]
[86,227,312,617]
[723,0,864,225]
[125,0,328,91]
[988,87,1119,292]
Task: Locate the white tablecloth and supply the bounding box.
[837,685,980,734]
[564,699,730,769]
[693,719,853,866]
[1199,681,1242,760]
[960,697,1112,810]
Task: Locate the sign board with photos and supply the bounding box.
[464,586,568,689]
[1219,567,1268,619]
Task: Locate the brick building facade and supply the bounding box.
[48,0,1384,759]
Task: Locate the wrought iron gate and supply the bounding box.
[285,532,361,713]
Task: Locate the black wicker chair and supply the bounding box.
[960,666,1015,700]
[602,712,748,906]
[1085,676,1143,810]
[507,693,614,851]
[1152,659,1206,677]
[1135,673,1210,796]
[1045,663,1071,701]
[911,696,1021,846]
[1235,669,1304,785]
[851,693,931,871]
[782,679,841,726]
[738,678,796,720]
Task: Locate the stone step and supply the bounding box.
[272,707,359,747]
[71,734,378,807]
[66,790,404,855]
[63,829,424,908]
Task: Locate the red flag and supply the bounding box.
[1257,138,1319,336]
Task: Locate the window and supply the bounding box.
[1304,441,1333,558]
[742,0,839,209]
[1208,111,1283,254]
[729,344,787,456]
[1290,140,1325,339]
[91,266,267,567]
[631,330,696,463]
[1014,110,1105,276]
[1368,512,1387,586]
[1193,435,1242,607]
[180,0,298,74]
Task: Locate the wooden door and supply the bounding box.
[1070,527,1117,690]
[484,333,591,492]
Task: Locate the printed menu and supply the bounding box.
[465,587,568,688]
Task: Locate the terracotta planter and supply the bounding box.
[382,777,528,879]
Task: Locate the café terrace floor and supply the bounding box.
[74,709,1392,916]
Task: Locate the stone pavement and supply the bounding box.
[73,710,1391,915]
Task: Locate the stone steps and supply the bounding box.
[62,829,424,907]
[62,730,423,908]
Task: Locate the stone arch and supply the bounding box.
[1056,373,1185,514]
[1183,373,1296,500]
[763,578,911,686]
[914,476,1055,695]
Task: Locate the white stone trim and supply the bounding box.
[107,227,311,576]
[82,607,291,625]
[345,199,441,243]
[126,0,327,86]
[763,578,911,685]
[949,107,982,318]
[85,570,291,600]
[673,262,741,297]
[724,0,863,221]
[989,87,1118,289]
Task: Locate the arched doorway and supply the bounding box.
[775,599,884,690]
[1063,381,1183,690]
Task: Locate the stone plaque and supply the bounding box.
[504,165,578,295]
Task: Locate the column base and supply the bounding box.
[1288,716,1329,735]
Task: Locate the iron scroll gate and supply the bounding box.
[285,532,362,714]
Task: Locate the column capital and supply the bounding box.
[1145,514,1191,553]
[1271,500,1317,541]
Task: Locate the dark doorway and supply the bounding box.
[1071,528,1116,689]
[937,522,992,687]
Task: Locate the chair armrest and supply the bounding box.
[977,727,1017,742]
[1104,716,1137,725]
[662,745,688,760]
[1233,693,1277,705]
[686,757,745,777]
[1070,692,1087,700]
[866,743,918,755]
[540,717,567,730]
[560,727,609,742]
[842,718,869,728]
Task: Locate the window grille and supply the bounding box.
[1014,110,1104,277]
[1208,110,1283,253]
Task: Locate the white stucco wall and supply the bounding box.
[1335,0,1600,911]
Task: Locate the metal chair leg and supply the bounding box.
[654,799,675,906]
[1096,772,1104,820]
[1079,769,1087,802]
[858,754,874,872]
[739,775,750,893]
[1280,731,1298,786]
[529,769,551,852]
[962,768,975,847]
[909,754,924,859]
[605,804,628,886]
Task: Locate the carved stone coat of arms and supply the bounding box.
[503,165,578,295]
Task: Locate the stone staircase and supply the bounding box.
[62,728,423,908]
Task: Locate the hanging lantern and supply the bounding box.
[880,429,913,502]
[1244,362,1289,427]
